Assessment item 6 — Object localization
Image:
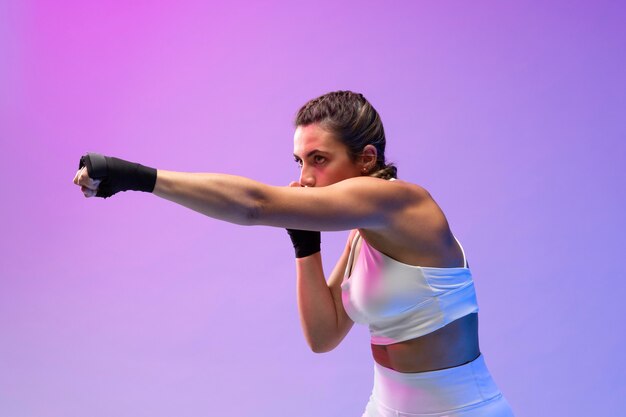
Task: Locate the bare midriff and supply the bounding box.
[371,313,480,373]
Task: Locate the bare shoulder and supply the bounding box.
[389,180,448,233]
[388,178,431,199]
[358,180,453,263]
[325,177,437,231]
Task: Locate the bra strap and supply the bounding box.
[453,235,468,268]
[344,231,361,278]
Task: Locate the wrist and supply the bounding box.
[286,228,321,258]
[79,153,157,198]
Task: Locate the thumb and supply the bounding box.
[288,181,303,188]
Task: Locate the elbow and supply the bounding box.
[308,338,339,354]
[242,200,264,225]
[310,344,333,354]
[240,186,269,226]
[235,186,267,226]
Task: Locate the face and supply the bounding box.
[293,124,363,187]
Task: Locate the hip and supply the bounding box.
[363,354,514,416]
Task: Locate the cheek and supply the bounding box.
[337,159,360,177]
[313,167,339,187]
[316,158,359,186]
[328,165,358,184]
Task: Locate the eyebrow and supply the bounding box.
[293,149,327,160]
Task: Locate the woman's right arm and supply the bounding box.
[295,231,356,353]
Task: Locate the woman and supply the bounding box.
[73,91,514,416]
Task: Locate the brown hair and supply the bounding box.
[294,90,397,179]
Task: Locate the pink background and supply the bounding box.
[1,1,625,415]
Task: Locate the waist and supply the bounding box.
[371,313,480,373]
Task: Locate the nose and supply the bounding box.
[299,164,315,187]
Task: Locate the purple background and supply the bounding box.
[1,1,625,416]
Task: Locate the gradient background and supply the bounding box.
[1,1,625,416]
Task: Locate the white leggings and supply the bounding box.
[362,355,514,417]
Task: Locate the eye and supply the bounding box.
[294,157,303,168]
[313,155,326,165]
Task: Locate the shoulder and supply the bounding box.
[333,177,435,232]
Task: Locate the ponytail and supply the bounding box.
[370,163,397,180]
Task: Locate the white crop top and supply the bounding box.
[340,231,479,345]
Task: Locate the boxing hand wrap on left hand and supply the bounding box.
[286,228,321,258]
[79,153,157,198]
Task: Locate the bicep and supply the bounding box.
[256,177,421,232]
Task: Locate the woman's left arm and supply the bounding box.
[152,170,421,231]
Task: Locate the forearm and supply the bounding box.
[153,170,267,226]
[296,253,343,353]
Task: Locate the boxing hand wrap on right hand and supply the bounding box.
[79,153,157,198]
[286,228,321,258]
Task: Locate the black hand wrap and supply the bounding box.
[79,153,157,198]
[286,229,321,258]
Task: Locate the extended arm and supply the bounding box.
[152,169,416,231]
[74,153,424,232]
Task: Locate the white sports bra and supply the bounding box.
[340,231,479,345]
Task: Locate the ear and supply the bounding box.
[359,145,378,174]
